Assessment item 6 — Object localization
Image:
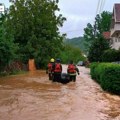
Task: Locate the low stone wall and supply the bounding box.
[4,61,28,73]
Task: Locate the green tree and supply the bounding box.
[95,11,112,34]
[83,23,94,53]
[60,44,86,64]
[0,14,18,71]
[83,11,112,54]
[7,0,66,67]
[88,36,110,62]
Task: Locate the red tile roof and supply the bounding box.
[114,4,120,22]
[102,32,110,39]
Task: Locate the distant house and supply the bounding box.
[110,3,120,50]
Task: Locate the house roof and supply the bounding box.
[113,4,120,22]
[102,32,110,39]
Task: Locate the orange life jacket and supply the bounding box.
[68,64,76,73]
[54,63,61,72]
[48,63,53,72]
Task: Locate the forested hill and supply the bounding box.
[64,37,86,53]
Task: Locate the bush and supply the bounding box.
[101,64,120,94]
[94,63,109,83]
[90,62,99,79]
[90,63,120,95]
[102,49,120,62]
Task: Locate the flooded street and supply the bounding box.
[0,65,120,120]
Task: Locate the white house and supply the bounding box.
[110,3,120,50]
[0,3,5,14]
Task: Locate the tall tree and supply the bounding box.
[83,11,112,54]
[60,44,86,64]
[0,13,18,71]
[95,11,112,34]
[83,23,94,53]
[88,36,110,62]
[7,0,66,67]
[83,11,112,62]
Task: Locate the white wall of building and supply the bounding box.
[0,3,5,14]
[111,37,120,50]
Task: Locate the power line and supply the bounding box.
[99,0,106,14]
[96,0,106,15]
[102,0,106,11]
[94,0,106,37]
[96,0,101,15]
[99,0,103,13]
[63,1,106,36]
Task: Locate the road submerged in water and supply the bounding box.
[0,65,120,120]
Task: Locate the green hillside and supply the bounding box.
[64,37,86,54]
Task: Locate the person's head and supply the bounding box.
[50,58,55,63]
[56,58,61,63]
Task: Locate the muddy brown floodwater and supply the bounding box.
[0,65,120,120]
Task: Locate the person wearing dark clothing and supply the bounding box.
[67,60,79,82]
[46,58,55,80]
[52,58,62,82]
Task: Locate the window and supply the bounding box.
[110,39,113,44]
[119,37,120,42]
[116,33,119,37]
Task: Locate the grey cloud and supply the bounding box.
[58,0,98,38]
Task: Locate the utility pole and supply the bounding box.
[94,21,97,38]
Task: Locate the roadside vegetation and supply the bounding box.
[84,11,112,61]
[60,44,86,64]
[0,0,85,75]
[90,62,120,95]
[83,11,120,95]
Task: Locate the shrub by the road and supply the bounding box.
[90,63,120,95]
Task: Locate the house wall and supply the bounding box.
[111,23,120,36]
[0,3,5,14]
[110,23,120,50]
[110,4,120,50]
[111,36,120,50]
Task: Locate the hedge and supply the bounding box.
[90,62,99,80]
[90,63,120,95]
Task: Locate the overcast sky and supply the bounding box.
[1,0,120,38]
